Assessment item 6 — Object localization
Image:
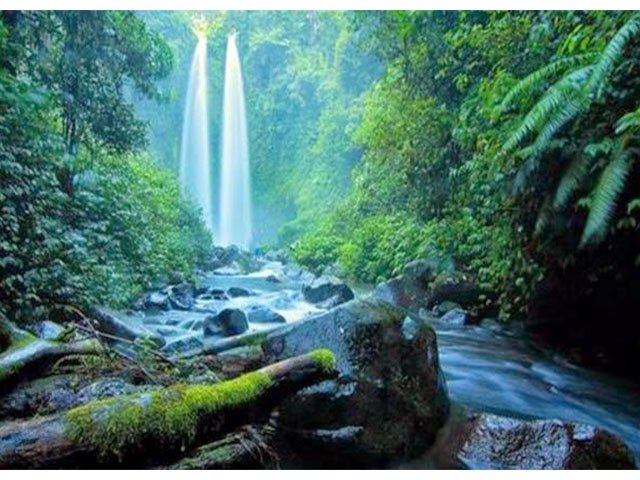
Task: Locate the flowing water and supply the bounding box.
[127,261,640,462]
[428,317,640,462]
[218,31,252,250]
[179,34,213,231]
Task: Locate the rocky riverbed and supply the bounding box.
[0,248,638,469]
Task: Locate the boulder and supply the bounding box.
[439,308,468,326]
[166,283,194,310]
[31,320,66,341]
[262,298,450,465]
[444,412,636,469]
[265,273,285,283]
[203,308,249,337]
[371,259,445,314]
[227,286,252,298]
[245,305,286,324]
[302,275,354,306]
[430,272,489,310]
[372,259,494,316]
[435,301,462,316]
[90,306,165,348]
[0,375,80,420]
[131,291,170,312]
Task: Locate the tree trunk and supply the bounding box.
[0,349,336,468]
[0,317,102,387]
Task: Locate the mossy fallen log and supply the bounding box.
[0,317,102,387]
[0,348,337,468]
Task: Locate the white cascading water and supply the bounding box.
[218,31,252,250]
[179,33,213,232]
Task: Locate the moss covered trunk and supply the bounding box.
[0,349,336,468]
[0,316,102,387]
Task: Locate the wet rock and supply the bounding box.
[430,272,490,310]
[203,308,249,337]
[77,378,138,403]
[479,318,503,332]
[450,413,636,469]
[245,305,286,324]
[31,320,66,341]
[167,283,194,310]
[435,301,462,316]
[0,375,80,419]
[263,298,450,465]
[302,275,354,306]
[227,286,252,298]
[439,308,468,326]
[265,273,285,283]
[131,291,170,312]
[372,259,495,317]
[90,306,165,348]
[371,259,444,314]
[161,332,204,355]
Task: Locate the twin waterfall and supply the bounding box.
[179,31,252,250]
[218,32,252,250]
[179,35,213,232]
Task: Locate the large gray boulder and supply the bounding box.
[435,412,636,469]
[302,275,354,307]
[245,305,286,324]
[203,308,249,337]
[166,283,194,310]
[372,259,493,316]
[262,298,450,466]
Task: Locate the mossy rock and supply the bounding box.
[262,298,450,466]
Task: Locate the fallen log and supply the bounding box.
[0,348,337,468]
[0,317,102,387]
[180,325,285,359]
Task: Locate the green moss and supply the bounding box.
[309,348,337,373]
[64,371,273,461]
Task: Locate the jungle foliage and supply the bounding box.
[0,11,211,323]
[291,11,640,321]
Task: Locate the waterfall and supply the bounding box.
[179,34,213,231]
[218,31,252,250]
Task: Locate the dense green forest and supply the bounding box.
[1,10,640,471]
[2,10,640,361]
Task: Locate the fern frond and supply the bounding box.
[499,53,597,113]
[615,106,640,135]
[525,98,584,158]
[580,148,633,247]
[501,66,592,155]
[553,155,591,210]
[585,13,640,100]
[534,195,554,236]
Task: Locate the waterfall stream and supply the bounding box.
[179,34,213,231]
[218,31,252,250]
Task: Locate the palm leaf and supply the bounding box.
[580,148,633,247]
